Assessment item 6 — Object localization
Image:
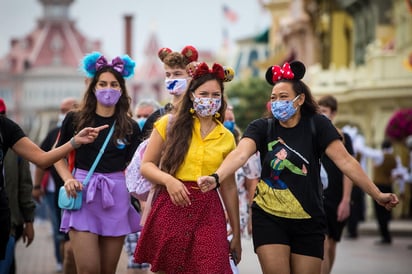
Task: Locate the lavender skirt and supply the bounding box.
[60,169,141,236]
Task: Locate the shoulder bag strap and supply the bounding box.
[266,118,273,144]
[309,116,320,158]
[82,121,116,186]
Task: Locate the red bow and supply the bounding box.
[95,56,125,74]
[272,62,294,82]
[193,62,225,80]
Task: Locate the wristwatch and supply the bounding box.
[209,173,220,189]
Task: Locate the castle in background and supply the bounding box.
[0,0,102,142]
[0,0,217,143]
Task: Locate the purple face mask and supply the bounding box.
[95,88,121,107]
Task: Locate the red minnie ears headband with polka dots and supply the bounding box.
[186,61,235,82]
[265,61,306,85]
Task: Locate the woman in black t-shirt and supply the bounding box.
[0,114,105,261]
[197,61,399,274]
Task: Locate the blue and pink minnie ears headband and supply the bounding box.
[265,61,306,85]
[80,51,136,79]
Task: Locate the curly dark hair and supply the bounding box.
[158,46,198,69]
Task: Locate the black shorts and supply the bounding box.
[252,205,326,259]
[324,203,347,242]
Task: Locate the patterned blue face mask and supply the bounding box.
[271,95,300,122]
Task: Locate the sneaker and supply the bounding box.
[56,263,63,273]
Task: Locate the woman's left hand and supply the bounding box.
[377,192,399,211]
[165,179,191,207]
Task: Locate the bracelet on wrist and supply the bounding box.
[70,137,81,149]
[210,173,220,190]
[33,185,41,190]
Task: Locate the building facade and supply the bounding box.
[0,0,102,142]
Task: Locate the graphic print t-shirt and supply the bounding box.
[243,114,340,219]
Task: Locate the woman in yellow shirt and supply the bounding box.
[134,62,241,274]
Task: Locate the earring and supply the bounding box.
[214,112,220,118]
[189,108,195,114]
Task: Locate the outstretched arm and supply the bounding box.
[326,139,398,211]
[198,137,257,191]
[12,125,108,169]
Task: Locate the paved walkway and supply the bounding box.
[15,219,412,274]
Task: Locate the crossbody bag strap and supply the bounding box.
[82,121,116,187]
[266,118,273,143]
[309,116,319,158]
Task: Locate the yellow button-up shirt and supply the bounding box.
[155,115,236,181]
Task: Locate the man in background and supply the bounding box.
[134,99,161,131]
[318,95,354,274]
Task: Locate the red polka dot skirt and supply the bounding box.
[134,182,233,273]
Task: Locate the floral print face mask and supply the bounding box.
[192,96,221,117]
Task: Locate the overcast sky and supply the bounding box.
[0,0,270,68]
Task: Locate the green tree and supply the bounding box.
[226,77,272,131]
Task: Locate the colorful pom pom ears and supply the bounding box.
[80,52,136,79]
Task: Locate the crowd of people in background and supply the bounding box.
[0,47,410,274]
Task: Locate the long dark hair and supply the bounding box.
[160,74,226,175]
[74,67,134,143]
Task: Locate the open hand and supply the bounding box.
[166,180,191,207]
